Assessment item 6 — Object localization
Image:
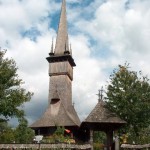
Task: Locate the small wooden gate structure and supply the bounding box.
[81,98,126,150]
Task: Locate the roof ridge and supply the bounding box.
[61,102,79,126]
[85,101,126,123]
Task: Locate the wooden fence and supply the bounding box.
[0,143,91,150]
[121,144,150,149]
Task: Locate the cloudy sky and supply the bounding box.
[0,0,150,126]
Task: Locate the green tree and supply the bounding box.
[14,118,35,143]
[106,64,150,136]
[93,132,106,150]
[0,50,33,120]
[93,131,106,143]
[55,126,65,136]
[0,121,15,143]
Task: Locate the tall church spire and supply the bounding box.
[54,0,69,55]
[30,0,80,134]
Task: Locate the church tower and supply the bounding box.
[30,0,80,135]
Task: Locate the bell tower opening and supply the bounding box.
[50,98,60,105]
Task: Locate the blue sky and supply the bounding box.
[0,0,150,126]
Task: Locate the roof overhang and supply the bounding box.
[80,121,126,131]
[46,55,76,67]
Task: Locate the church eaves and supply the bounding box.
[54,0,69,55]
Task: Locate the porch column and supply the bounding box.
[106,130,113,150]
[115,135,119,150]
[89,130,93,150]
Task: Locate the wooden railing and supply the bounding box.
[121,144,150,149]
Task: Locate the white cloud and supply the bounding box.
[74,0,150,71]
[67,0,80,3]
[68,0,150,119]
[0,0,57,125]
[71,35,108,120]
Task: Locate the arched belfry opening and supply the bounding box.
[50,98,60,105]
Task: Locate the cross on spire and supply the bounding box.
[96,87,104,102]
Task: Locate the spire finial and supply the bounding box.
[54,0,69,55]
[64,34,70,54]
[96,87,104,102]
[49,38,54,56]
[70,43,72,55]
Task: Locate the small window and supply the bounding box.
[50,98,60,104]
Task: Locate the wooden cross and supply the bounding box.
[96,87,104,102]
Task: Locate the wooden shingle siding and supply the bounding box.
[49,75,72,107]
[49,61,73,80]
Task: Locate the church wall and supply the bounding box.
[49,75,72,107]
[49,61,73,80]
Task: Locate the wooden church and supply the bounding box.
[30,0,126,148]
[30,0,80,135]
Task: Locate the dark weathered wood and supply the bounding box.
[106,130,113,150]
[0,143,91,149]
[121,144,150,149]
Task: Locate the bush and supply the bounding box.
[94,143,104,150]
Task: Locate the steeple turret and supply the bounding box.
[49,38,54,56]
[55,0,69,55]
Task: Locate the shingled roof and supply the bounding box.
[82,100,126,131]
[30,101,80,128]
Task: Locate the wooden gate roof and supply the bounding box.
[81,100,126,131]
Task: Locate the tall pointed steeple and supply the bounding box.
[30,0,80,134]
[55,0,69,55]
[47,0,75,67]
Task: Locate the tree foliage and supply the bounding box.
[15,118,35,143]
[106,63,150,135]
[0,121,15,143]
[0,50,33,120]
[93,131,106,143]
[0,119,34,143]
